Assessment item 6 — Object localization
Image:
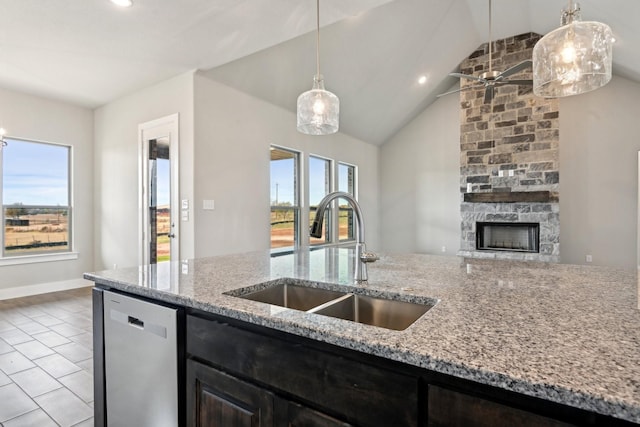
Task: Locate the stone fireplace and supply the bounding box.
[457,33,560,262]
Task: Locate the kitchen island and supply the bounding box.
[85,248,640,426]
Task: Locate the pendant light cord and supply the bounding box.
[316,0,321,78]
[488,0,493,73]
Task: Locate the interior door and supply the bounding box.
[139,114,179,266]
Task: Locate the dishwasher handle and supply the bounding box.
[110,308,167,339]
[128,316,144,329]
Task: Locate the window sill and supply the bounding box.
[270,242,357,257]
[0,252,79,267]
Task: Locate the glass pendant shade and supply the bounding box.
[297,74,340,135]
[533,4,613,98]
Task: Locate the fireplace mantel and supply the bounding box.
[463,191,555,203]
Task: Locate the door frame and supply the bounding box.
[138,113,180,266]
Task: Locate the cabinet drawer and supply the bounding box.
[187,314,419,427]
[284,401,354,427]
[428,385,574,427]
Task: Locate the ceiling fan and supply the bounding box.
[438,0,533,103]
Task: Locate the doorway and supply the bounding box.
[139,114,179,265]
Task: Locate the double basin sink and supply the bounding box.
[227,280,437,331]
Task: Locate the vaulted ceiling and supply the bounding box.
[2,0,638,145]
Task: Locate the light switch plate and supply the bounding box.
[181,199,189,210]
[181,210,189,221]
[203,200,215,210]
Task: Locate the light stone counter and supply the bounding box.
[84,248,640,424]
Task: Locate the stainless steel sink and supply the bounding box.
[238,283,346,311]
[228,281,436,331]
[310,294,433,331]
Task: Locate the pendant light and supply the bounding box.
[296,0,339,135]
[533,0,613,98]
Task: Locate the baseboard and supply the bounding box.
[0,278,93,300]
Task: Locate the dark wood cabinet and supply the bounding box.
[281,401,354,427]
[187,358,354,427]
[186,313,419,427]
[187,359,275,427]
[427,385,574,427]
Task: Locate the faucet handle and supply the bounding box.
[360,252,379,263]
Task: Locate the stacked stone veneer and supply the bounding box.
[458,33,560,262]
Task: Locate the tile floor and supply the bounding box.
[0,287,94,427]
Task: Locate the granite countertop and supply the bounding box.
[84,248,640,424]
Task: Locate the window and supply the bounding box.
[270,147,299,249]
[270,146,358,251]
[2,138,72,257]
[309,156,331,246]
[338,163,357,241]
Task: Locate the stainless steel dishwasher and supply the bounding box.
[103,290,178,427]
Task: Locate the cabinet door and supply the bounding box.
[427,385,574,427]
[187,359,274,427]
[285,401,354,427]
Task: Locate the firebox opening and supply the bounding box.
[476,222,539,253]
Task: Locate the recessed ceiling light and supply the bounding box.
[417,75,427,85]
[110,0,133,7]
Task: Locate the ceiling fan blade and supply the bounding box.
[437,86,477,98]
[498,60,532,79]
[484,85,495,104]
[449,73,485,82]
[498,79,533,86]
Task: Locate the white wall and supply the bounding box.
[193,73,379,257]
[560,75,640,268]
[93,70,378,269]
[0,86,94,290]
[93,71,195,271]
[379,91,460,255]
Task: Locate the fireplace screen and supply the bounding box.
[476,222,539,253]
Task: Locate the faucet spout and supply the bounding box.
[310,192,364,242]
[310,192,377,283]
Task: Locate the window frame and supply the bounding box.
[308,154,334,247]
[337,162,358,243]
[1,136,74,260]
[269,145,301,253]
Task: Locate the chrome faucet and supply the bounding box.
[310,191,378,283]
